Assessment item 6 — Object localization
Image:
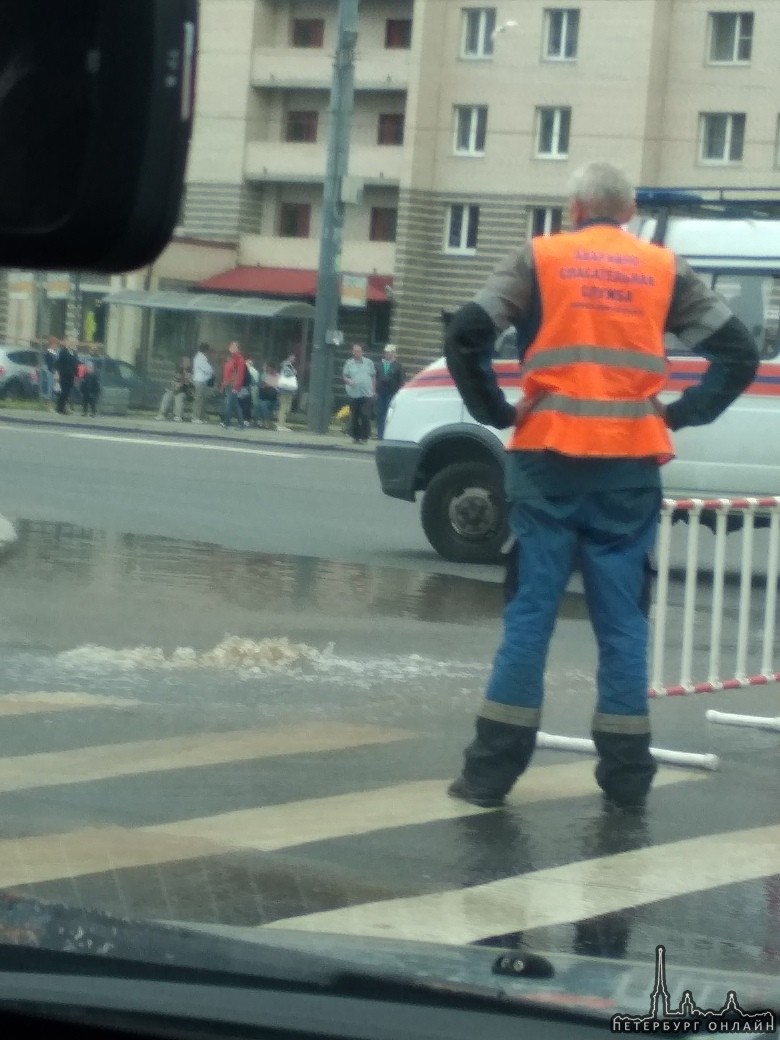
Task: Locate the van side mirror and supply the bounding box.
[0,0,197,273]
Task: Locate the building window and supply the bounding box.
[531,206,563,236]
[454,105,488,155]
[278,202,311,238]
[775,115,780,167]
[292,18,325,48]
[544,8,579,60]
[699,112,746,162]
[385,18,412,48]
[708,12,753,63]
[445,203,480,253]
[377,113,405,145]
[370,207,398,242]
[461,8,496,58]
[285,111,319,143]
[536,106,571,158]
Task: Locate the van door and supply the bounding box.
[662,270,780,495]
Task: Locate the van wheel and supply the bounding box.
[421,461,507,564]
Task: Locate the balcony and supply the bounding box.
[251,47,410,91]
[240,236,395,277]
[244,142,403,185]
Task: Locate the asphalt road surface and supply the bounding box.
[0,423,778,984]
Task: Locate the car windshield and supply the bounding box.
[1,1,780,1033]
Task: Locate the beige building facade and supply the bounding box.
[4,0,779,387]
[394,0,780,367]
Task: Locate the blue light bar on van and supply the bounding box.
[636,187,780,218]
[636,189,705,208]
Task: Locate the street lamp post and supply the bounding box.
[307,0,359,434]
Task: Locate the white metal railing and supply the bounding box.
[538,496,780,771]
[650,496,780,698]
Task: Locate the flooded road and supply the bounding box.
[0,519,778,982]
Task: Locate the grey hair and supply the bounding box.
[569,161,635,219]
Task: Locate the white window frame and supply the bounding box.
[535,106,571,159]
[543,8,580,61]
[530,206,563,236]
[699,112,746,163]
[707,11,754,64]
[445,203,480,254]
[460,8,496,59]
[454,105,488,155]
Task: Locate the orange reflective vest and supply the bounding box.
[509,224,675,462]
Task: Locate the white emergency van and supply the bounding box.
[376,189,780,563]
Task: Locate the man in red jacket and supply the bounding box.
[219,342,248,429]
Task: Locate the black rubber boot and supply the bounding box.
[449,715,539,807]
[592,727,657,811]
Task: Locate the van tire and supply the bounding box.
[421,461,507,564]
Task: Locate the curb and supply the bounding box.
[0,413,374,456]
[0,513,17,558]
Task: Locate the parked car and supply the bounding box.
[74,354,148,410]
[0,346,40,400]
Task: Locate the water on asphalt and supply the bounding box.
[0,519,778,982]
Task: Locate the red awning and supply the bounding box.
[198,266,392,303]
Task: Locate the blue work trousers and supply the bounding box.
[222,389,244,427]
[486,487,661,718]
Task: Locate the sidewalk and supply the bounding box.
[0,406,375,455]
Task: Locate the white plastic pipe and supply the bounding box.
[536,731,720,771]
[705,710,780,732]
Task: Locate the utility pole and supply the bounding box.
[307,0,359,434]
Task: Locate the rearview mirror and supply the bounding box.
[0,0,197,272]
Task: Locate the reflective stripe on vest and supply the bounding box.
[522,345,667,377]
[509,225,675,461]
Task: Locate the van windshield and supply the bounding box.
[667,271,780,359]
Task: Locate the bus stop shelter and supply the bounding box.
[104,290,315,403]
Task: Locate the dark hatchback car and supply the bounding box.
[73,354,154,410]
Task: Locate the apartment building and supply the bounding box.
[4,0,779,391]
[394,0,780,368]
[137,0,412,377]
[2,0,411,385]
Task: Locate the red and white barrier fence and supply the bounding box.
[541,496,780,772]
[650,496,780,699]
[651,496,780,741]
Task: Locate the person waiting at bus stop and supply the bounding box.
[445,161,759,813]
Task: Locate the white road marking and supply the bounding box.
[66,433,306,459]
[0,723,412,795]
[0,761,699,888]
[0,423,370,461]
[264,820,779,945]
[148,763,699,850]
[0,692,141,717]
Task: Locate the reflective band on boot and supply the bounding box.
[459,703,541,800]
[592,714,657,808]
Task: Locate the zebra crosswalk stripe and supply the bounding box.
[0,761,700,889]
[0,723,412,794]
[0,692,141,717]
[262,822,780,945]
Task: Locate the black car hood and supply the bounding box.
[0,892,778,1020]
